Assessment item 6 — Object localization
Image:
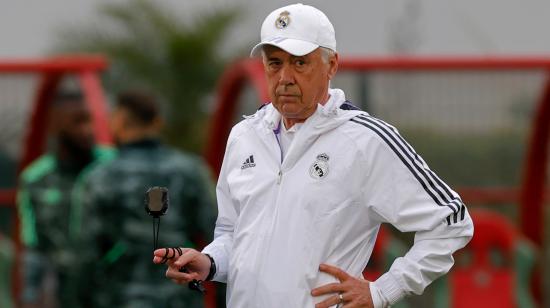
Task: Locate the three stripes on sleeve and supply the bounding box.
[350,113,466,226]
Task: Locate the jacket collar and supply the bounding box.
[257,88,362,133]
[245,88,363,169]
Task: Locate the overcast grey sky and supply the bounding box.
[0,0,548,59]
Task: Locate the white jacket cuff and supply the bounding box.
[372,272,406,306]
[369,281,385,308]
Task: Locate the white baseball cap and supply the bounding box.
[250,3,336,57]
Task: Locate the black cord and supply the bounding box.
[156,218,160,249]
[153,217,161,250]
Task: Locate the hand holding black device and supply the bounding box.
[145,187,205,293]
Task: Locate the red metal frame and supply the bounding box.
[0,55,107,73]
[520,77,550,246]
[339,56,550,70]
[18,73,63,172]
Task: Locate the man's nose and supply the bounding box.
[279,64,295,85]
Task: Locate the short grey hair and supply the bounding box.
[320,47,336,63]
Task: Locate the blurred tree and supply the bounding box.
[56,0,240,153]
[402,130,526,187]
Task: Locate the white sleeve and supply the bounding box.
[201,136,239,283]
[360,125,474,307]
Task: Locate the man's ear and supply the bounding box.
[327,52,339,80]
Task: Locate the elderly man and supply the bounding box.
[154,4,473,307]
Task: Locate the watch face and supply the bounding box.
[145,186,169,217]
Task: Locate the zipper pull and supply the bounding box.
[277,170,282,184]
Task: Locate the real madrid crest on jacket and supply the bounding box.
[310,153,329,179]
[202,88,473,307]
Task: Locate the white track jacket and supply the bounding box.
[202,88,474,307]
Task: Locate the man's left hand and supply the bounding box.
[311,263,374,308]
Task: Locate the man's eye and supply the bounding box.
[295,60,306,66]
[269,61,281,67]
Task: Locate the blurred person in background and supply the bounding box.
[17,92,115,308]
[80,90,217,307]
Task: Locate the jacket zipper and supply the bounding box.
[274,122,284,185]
[252,123,285,300]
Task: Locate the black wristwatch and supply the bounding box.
[205,254,216,281]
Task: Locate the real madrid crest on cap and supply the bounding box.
[275,10,290,29]
[309,153,329,179]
